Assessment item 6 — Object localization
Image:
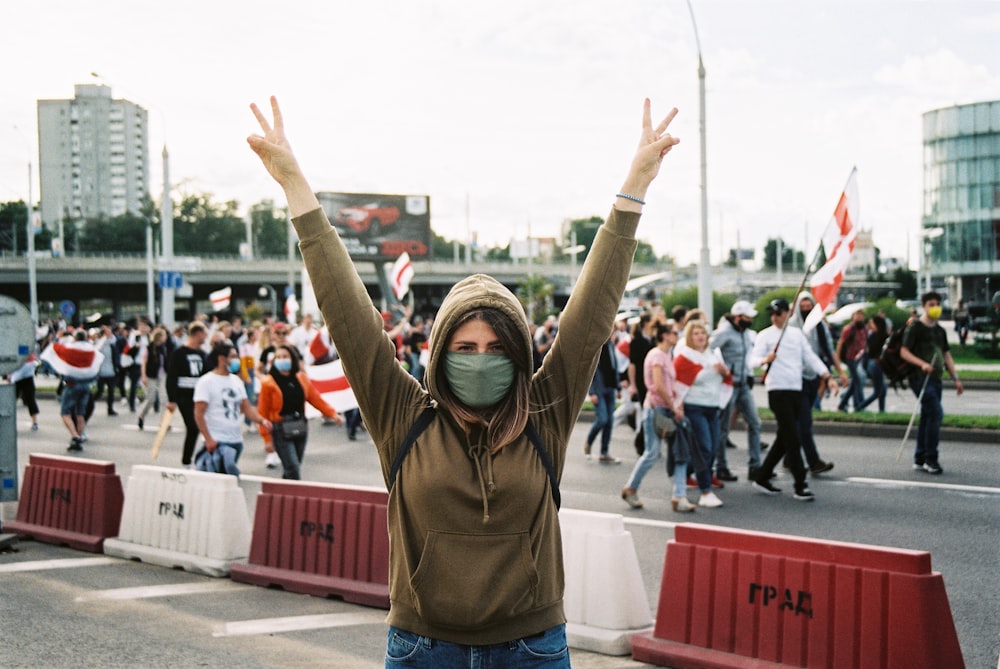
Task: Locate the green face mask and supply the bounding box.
[444,352,515,408]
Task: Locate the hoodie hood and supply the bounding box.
[788,290,817,329]
[424,274,532,403]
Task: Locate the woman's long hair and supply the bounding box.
[434,308,531,454]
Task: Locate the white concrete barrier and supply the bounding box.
[104,466,251,577]
[560,508,654,655]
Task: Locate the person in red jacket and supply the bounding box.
[257,344,342,479]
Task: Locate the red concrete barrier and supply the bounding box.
[631,523,964,669]
[230,480,390,608]
[5,453,124,552]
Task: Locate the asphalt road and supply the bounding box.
[1,397,998,668]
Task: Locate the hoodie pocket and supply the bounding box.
[410,529,539,630]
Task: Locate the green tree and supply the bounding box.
[517,274,553,324]
[658,287,738,325]
[173,193,245,255]
[77,212,149,254]
[763,238,806,271]
[249,200,291,258]
[892,267,918,300]
[0,201,27,252]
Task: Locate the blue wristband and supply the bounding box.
[615,193,646,205]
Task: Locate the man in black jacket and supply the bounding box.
[166,322,208,467]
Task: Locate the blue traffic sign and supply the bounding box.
[158,271,183,289]
[59,300,75,318]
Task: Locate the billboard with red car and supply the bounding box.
[316,191,431,261]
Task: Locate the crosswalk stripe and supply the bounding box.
[212,611,386,637]
[75,581,243,601]
[0,557,120,574]
[847,477,1000,495]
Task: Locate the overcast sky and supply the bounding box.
[2,0,998,268]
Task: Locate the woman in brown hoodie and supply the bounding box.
[248,96,679,668]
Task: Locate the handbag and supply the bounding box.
[279,415,308,438]
[653,410,676,439]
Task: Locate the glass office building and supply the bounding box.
[922,100,1000,303]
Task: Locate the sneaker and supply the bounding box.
[108,409,119,417]
[923,461,943,475]
[583,442,592,456]
[599,455,622,464]
[752,478,782,495]
[621,487,643,509]
[672,497,696,513]
[265,452,281,469]
[67,437,83,452]
[809,460,835,475]
[31,423,39,431]
[79,432,88,443]
[686,475,697,489]
[794,486,816,502]
[716,468,738,482]
[726,439,738,449]
[711,475,725,489]
[137,417,144,431]
[698,491,724,508]
[912,459,925,471]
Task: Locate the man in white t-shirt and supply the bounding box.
[194,342,271,475]
[288,314,318,360]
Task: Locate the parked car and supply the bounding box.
[333,204,400,235]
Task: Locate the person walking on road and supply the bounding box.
[855,315,888,413]
[8,355,40,431]
[621,321,686,510]
[138,327,171,430]
[709,300,762,482]
[788,293,838,476]
[256,344,342,480]
[166,322,208,467]
[248,94,680,667]
[584,335,624,464]
[193,342,271,476]
[899,291,964,474]
[750,298,836,501]
[835,308,869,413]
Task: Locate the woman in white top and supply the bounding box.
[673,320,730,508]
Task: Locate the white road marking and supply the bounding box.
[75,581,243,602]
[212,610,386,637]
[621,517,679,530]
[0,557,120,574]
[847,477,1000,495]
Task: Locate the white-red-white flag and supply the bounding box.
[41,339,105,380]
[285,293,299,321]
[805,168,860,332]
[209,286,232,312]
[672,346,733,409]
[390,252,414,300]
[308,327,336,365]
[304,359,358,415]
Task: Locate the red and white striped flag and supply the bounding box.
[390,252,414,300]
[673,347,733,409]
[41,339,104,380]
[209,286,232,312]
[308,327,335,365]
[285,293,300,321]
[805,168,860,332]
[304,359,358,415]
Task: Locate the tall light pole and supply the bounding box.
[685,0,712,324]
[918,227,944,295]
[13,125,39,326]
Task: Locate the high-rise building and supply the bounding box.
[922,100,1000,303]
[37,84,149,227]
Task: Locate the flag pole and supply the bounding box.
[762,167,857,381]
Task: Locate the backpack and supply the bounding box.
[388,407,561,508]
[879,327,915,390]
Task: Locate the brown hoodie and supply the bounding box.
[295,205,639,645]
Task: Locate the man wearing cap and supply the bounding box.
[749,298,835,501]
[710,300,763,481]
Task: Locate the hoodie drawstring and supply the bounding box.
[467,442,496,524]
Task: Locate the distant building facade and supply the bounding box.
[847,228,877,276]
[37,84,149,227]
[922,100,1000,303]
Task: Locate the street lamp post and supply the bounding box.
[26,161,39,327]
[685,0,712,324]
[258,284,277,322]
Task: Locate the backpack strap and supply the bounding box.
[387,407,561,508]
[388,406,437,492]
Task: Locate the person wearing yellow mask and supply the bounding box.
[899,291,964,475]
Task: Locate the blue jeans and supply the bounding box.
[586,388,617,455]
[684,403,718,493]
[716,381,762,470]
[838,358,865,411]
[385,624,569,668]
[625,407,668,492]
[912,376,943,464]
[856,356,886,412]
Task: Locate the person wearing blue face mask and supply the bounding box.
[248,95,680,667]
[257,344,342,479]
[193,342,272,476]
